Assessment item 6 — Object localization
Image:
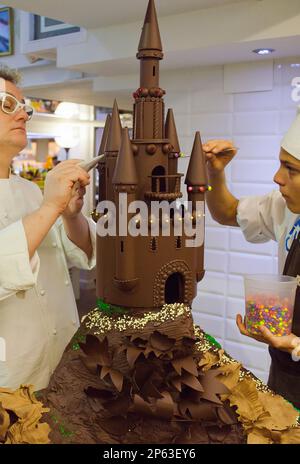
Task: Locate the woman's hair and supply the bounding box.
[0,65,21,85]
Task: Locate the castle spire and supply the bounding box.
[105,100,122,153]
[185,132,208,186]
[98,114,111,155]
[112,128,138,185]
[165,109,180,153]
[138,0,163,56]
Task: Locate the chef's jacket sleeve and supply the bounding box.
[0,220,40,301]
[236,190,283,243]
[58,216,96,270]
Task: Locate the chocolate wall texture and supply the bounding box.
[96,0,209,313]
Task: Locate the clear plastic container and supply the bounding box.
[243,274,297,336]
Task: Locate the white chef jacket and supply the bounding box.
[0,174,96,390]
[236,189,300,273]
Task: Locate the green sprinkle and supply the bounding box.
[204,333,222,350]
[96,298,129,316]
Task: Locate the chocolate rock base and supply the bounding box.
[39,304,251,444]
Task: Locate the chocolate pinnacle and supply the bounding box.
[112,128,138,185]
[185,132,208,186]
[165,109,180,153]
[105,100,122,153]
[98,114,111,156]
[138,0,163,54]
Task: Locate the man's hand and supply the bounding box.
[42,160,90,217]
[236,314,300,355]
[202,139,237,175]
[62,184,86,219]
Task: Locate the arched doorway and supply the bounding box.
[152,166,166,192]
[164,272,184,304]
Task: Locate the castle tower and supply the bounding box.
[105,100,122,201]
[97,114,111,203]
[112,128,139,290]
[165,108,181,190]
[185,131,208,282]
[96,0,207,312]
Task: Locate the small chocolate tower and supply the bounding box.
[96,0,208,312]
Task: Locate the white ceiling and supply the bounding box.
[5,0,250,29]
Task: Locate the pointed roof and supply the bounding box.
[165,109,180,153]
[138,0,163,54]
[112,128,138,185]
[185,132,208,186]
[98,114,111,156]
[105,100,122,153]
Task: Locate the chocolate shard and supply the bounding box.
[149,331,176,352]
[179,400,218,421]
[172,356,199,377]
[200,370,229,405]
[155,391,174,419]
[181,372,204,392]
[126,346,144,367]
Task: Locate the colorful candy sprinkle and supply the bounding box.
[245,294,293,337]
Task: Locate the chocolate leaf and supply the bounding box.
[109,369,124,393]
[100,365,110,380]
[140,381,164,400]
[172,356,198,376]
[132,394,154,415]
[181,372,204,392]
[206,425,231,443]
[155,391,174,419]
[170,377,182,392]
[79,334,101,357]
[126,346,144,367]
[149,331,176,352]
[216,404,238,425]
[179,400,217,421]
[200,370,229,405]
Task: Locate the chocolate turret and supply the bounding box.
[105,100,122,153]
[99,114,111,156]
[112,128,138,186]
[165,109,180,154]
[185,131,208,187]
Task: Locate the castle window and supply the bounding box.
[121,241,124,253]
[151,237,157,251]
[176,237,182,249]
[151,166,166,192]
[153,66,156,77]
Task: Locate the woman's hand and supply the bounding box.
[236,314,300,355]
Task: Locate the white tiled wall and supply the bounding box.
[162,59,300,383]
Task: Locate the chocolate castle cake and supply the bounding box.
[2,0,299,445]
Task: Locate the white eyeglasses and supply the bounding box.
[0,92,34,120]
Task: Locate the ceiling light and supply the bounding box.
[252,48,275,56]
